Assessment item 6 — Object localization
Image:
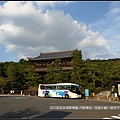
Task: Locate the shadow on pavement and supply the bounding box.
[34,111,72,118]
[0,108,43,118]
[0,108,71,119]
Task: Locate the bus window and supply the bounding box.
[45,86,57,90]
[58,85,71,90]
[64,85,71,90]
[40,85,45,90]
[58,85,64,90]
[51,86,57,90]
[45,86,52,90]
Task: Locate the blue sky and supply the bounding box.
[0,1,120,62]
[54,2,110,24]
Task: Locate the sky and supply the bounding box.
[0,1,120,62]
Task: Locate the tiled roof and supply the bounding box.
[28,50,74,61]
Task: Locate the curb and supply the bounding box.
[88,98,120,104]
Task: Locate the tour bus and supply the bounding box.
[38,83,82,98]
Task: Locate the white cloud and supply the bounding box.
[89,2,120,37]
[0,1,37,16]
[5,44,16,52]
[0,1,118,61]
[88,2,120,59]
[115,35,120,40]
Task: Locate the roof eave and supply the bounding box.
[28,56,73,61]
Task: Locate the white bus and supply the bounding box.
[38,83,82,98]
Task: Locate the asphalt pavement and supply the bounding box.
[0,94,120,119]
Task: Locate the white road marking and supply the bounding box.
[13,97,27,99]
[111,115,120,119]
[103,118,112,119]
[103,114,120,119]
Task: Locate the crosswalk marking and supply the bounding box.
[103,114,120,119]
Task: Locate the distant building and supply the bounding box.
[27,50,75,77]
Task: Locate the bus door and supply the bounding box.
[39,84,45,96]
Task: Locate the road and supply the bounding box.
[0,95,120,119]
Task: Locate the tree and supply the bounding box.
[85,59,104,93]
[52,59,63,83]
[6,62,26,90]
[0,63,4,77]
[62,71,71,83]
[0,76,7,93]
[71,49,83,85]
[44,64,54,83]
[2,62,11,78]
[19,59,40,87]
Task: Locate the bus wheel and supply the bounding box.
[65,94,69,99]
[45,94,48,98]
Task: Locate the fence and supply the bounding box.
[0,90,38,96]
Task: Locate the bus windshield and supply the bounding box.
[70,85,81,94]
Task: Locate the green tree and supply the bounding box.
[6,62,25,90]
[62,71,71,83]
[2,62,11,78]
[44,64,54,83]
[0,76,7,93]
[71,49,83,85]
[52,59,63,83]
[19,59,40,87]
[0,63,4,77]
[85,59,103,92]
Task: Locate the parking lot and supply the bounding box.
[0,95,120,119]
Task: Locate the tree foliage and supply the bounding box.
[71,49,83,85]
[44,64,54,83]
[6,62,25,90]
